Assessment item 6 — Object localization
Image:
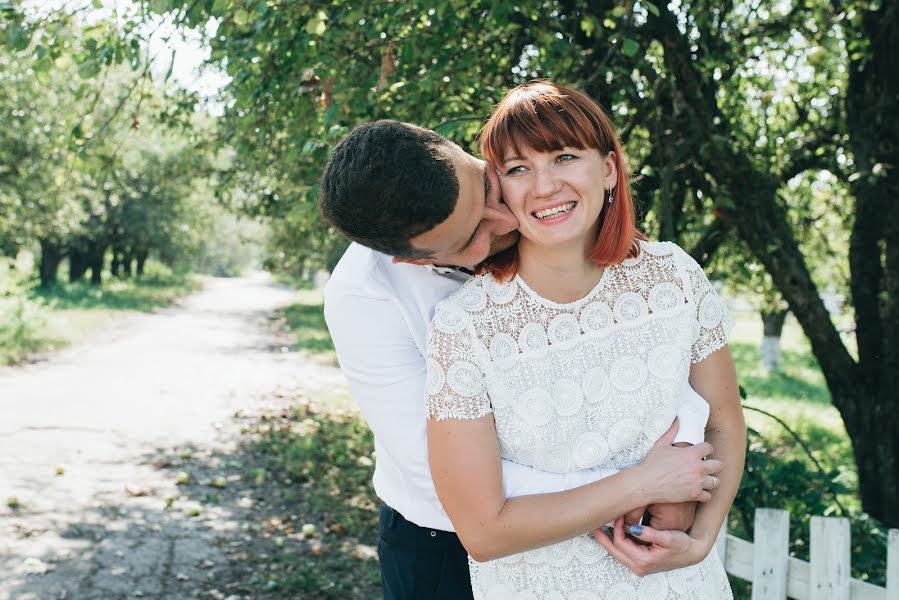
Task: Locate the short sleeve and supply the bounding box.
[672,245,734,363]
[425,300,493,420]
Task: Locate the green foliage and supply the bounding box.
[733,425,888,588]
[0,259,45,364]
[0,5,220,285]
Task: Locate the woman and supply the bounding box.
[425,82,745,598]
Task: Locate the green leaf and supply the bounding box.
[305,10,328,36]
[581,17,596,37]
[643,1,661,17]
[621,38,640,57]
[233,9,249,27]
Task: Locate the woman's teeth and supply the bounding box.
[534,202,576,220]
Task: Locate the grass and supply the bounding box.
[0,261,201,365]
[277,290,336,365]
[247,394,381,598]
[729,312,857,500]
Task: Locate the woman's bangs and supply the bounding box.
[484,100,595,164]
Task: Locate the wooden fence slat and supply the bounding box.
[850,579,887,600]
[810,516,851,600]
[718,510,891,598]
[726,535,754,582]
[887,529,899,600]
[787,557,810,600]
[717,519,728,565]
[752,508,790,600]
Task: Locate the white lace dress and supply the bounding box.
[425,241,734,600]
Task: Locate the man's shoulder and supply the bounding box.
[324,242,457,304]
[324,243,393,300]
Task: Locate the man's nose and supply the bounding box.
[486,203,518,234]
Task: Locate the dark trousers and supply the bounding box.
[378,504,474,600]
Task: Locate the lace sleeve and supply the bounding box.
[672,245,734,363]
[425,300,492,421]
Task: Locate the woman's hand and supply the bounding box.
[635,419,723,505]
[593,517,708,576]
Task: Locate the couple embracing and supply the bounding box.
[321,81,745,599]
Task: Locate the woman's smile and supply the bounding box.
[532,201,578,222]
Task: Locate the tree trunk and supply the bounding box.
[760,309,789,372]
[68,249,88,283]
[88,245,105,286]
[135,250,149,277]
[111,250,122,278]
[842,0,899,523]
[38,239,62,288]
[644,2,899,526]
[123,252,134,278]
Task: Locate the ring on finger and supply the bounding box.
[709,475,719,490]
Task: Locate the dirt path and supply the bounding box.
[0,275,350,600]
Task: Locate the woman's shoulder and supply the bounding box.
[633,239,701,271]
[439,272,518,313]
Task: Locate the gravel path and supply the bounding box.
[0,275,348,600]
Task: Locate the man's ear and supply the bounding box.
[392,256,434,266]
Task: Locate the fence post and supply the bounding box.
[809,516,851,600]
[751,508,790,600]
[716,517,728,565]
[887,529,899,600]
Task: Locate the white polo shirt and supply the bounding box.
[323,242,708,531]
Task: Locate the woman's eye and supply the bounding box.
[505,165,526,176]
[557,153,577,163]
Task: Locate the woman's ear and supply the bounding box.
[604,151,619,188]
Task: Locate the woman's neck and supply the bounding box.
[516,239,605,304]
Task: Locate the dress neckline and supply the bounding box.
[513,265,614,309]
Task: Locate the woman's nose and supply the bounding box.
[533,168,560,197]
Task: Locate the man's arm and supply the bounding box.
[325,290,604,520]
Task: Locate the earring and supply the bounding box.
[608,187,614,204]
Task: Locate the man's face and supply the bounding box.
[406,144,519,269]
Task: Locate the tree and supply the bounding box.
[1,4,222,285]
[153,0,897,525]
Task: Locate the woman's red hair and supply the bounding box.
[477,81,644,281]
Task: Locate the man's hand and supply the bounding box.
[593,517,706,577]
[646,501,697,532]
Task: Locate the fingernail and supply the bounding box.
[628,524,643,536]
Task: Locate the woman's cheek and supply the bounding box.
[500,182,528,216]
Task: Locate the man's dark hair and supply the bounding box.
[319,120,460,258]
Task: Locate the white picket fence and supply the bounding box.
[714,508,899,599]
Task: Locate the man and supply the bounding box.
[320,120,710,598]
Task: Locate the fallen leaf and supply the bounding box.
[125,484,149,497]
[24,557,51,574]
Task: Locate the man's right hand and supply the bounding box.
[636,420,723,505]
